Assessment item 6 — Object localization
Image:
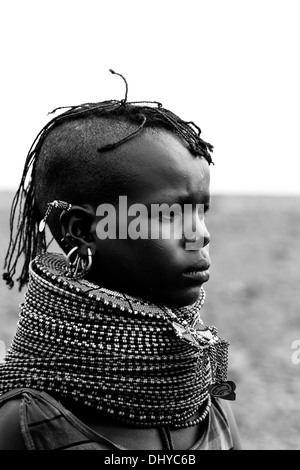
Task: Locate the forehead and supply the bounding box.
[108,128,210,203]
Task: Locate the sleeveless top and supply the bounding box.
[0,388,233,450]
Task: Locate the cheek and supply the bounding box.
[150,217,183,241]
[142,238,182,273]
[95,238,130,261]
[96,237,178,272]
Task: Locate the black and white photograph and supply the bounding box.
[0,0,299,452]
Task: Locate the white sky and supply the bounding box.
[1,0,299,195]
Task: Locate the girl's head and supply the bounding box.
[4,72,214,307]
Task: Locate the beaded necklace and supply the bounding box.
[0,253,232,428]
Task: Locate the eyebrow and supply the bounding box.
[152,191,211,205]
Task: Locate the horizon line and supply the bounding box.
[0,189,300,198]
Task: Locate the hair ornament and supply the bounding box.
[39,200,72,232]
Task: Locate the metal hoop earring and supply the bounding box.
[65,246,93,279]
[85,247,93,272]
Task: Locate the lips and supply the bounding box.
[183,262,210,283]
[184,262,210,274]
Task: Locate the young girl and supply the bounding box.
[0,71,241,450]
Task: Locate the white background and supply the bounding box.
[1,0,299,195]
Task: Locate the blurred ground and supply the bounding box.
[0,192,299,449]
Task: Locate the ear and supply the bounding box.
[59,204,97,257]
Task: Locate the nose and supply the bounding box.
[182,207,210,251]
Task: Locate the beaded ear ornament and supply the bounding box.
[38,200,72,232]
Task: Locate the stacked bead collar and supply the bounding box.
[0,253,229,428]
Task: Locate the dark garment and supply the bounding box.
[0,388,233,450]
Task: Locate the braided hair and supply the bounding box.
[3,70,214,291]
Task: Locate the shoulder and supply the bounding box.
[0,397,27,450]
[220,400,242,450]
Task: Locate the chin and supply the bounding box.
[158,286,203,308]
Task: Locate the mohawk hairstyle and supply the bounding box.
[3,70,214,291]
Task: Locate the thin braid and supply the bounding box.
[109,69,128,103]
[3,70,214,291]
[98,114,147,153]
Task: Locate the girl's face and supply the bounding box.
[90,129,211,307]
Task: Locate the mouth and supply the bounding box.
[182,263,210,284]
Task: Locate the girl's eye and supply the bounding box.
[160,212,182,221]
[194,205,210,218]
